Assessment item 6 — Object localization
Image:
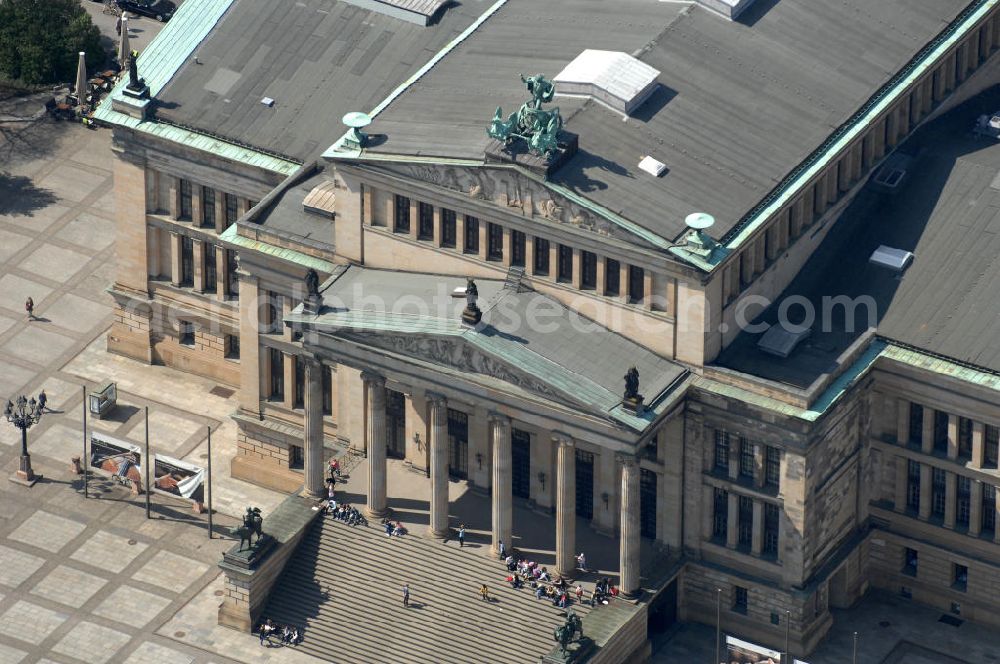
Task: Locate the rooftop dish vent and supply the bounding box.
[339,0,448,25]
[554,50,660,115]
[869,245,913,272]
[681,212,720,259]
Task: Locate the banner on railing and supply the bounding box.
[89,432,142,482]
[152,453,205,502]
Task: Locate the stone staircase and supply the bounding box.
[263,515,593,664]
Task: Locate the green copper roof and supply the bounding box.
[220,225,338,273]
[881,343,1000,393]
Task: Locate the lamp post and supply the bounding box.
[715,587,722,664]
[6,394,44,486]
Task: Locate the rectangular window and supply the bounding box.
[179,321,195,346]
[932,468,947,518]
[557,244,573,282]
[293,355,305,409]
[202,187,216,228]
[713,430,729,472]
[908,403,924,446]
[903,547,918,576]
[959,418,973,458]
[226,249,239,299]
[739,438,755,479]
[712,488,728,540]
[763,503,779,556]
[225,334,240,359]
[180,236,194,287]
[225,193,238,226]
[179,180,192,220]
[581,251,597,290]
[203,242,217,293]
[322,365,332,416]
[394,195,410,233]
[957,475,971,527]
[440,208,457,248]
[983,484,996,534]
[289,444,304,470]
[906,460,921,512]
[511,230,526,267]
[953,564,968,592]
[533,237,550,275]
[605,258,621,296]
[464,216,479,254]
[628,265,645,303]
[765,447,780,488]
[987,425,999,469]
[737,495,753,549]
[418,202,434,240]
[733,586,748,614]
[487,223,503,261]
[934,410,949,454]
[269,348,284,400]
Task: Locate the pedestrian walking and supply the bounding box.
[576,552,587,571]
[498,539,506,560]
[458,524,466,548]
[115,15,122,35]
[37,390,47,412]
[479,584,490,602]
[24,297,34,321]
[403,583,410,607]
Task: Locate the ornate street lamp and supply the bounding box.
[6,394,44,486]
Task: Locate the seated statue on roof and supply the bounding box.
[488,73,563,158]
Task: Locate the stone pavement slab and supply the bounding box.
[146,410,204,455]
[0,230,32,263]
[0,274,52,314]
[29,376,82,413]
[44,293,113,333]
[17,244,93,285]
[29,422,84,462]
[0,365,35,407]
[3,327,78,366]
[0,545,46,589]
[56,212,115,251]
[0,643,27,664]
[132,551,209,593]
[0,601,69,645]
[35,166,108,204]
[50,620,132,664]
[7,511,86,554]
[0,203,70,233]
[70,530,149,573]
[30,564,108,608]
[93,585,173,628]
[123,640,195,664]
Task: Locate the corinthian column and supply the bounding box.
[427,393,450,538]
[490,412,512,556]
[302,357,325,499]
[363,371,388,519]
[554,433,576,578]
[619,453,641,597]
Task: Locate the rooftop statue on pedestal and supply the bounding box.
[488,74,564,158]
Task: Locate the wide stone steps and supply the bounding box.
[262,515,592,664]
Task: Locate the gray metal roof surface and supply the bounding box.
[716,93,1000,386]
[153,0,482,161]
[364,0,969,241]
[256,170,336,245]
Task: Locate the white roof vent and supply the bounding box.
[261,97,275,107]
[303,181,337,218]
[869,245,913,272]
[340,0,447,25]
[554,50,660,115]
[696,0,758,20]
[638,155,667,177]
[758,324,811,358]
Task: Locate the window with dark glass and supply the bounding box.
[763,503,779,556]
[464,216,479,254]
[226,249,239,299]
[202,187,216,228]
[934,410,949,454]
[959,418,973,458]
[983,484,996,533]
[712,487,728,540]
[732,586,748,614]
[986,425,999,468]
[289,444,303,470]
[765,446,780,488]
[581,251,597,290]
[225,193,238,226]
[268,348,284,400]
[644,434,659,462]
[903,547,918,576]
[487,223,503,261]
[628,265,645,303]
[604,258,621,296]
[418,202,434,240]
[534,237,550,275]
[394,195,410,233]
[737,495,753,549]
[179,321,195,346]
[932,467,946,518]
[511,230,526,267]
[640,468,657,539]
[180,236,194,287]
[179,180,192,220]
[557,244,573,282]
[440,208,457,248]
[906,460,921,511]
[225,334,239,359]
[957,475,971,527]
[204,242,217,293]
[322,365,332,416]
[293,355,305,409]
[953,564,968,592]
[908,403,923,446]
[714,430,729,472]
[739,438,755,479]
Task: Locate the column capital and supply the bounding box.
[488,411,510,426]
[425,391,448,407]
[616,452,639,468]
[360,370,385,387]
[552,432,575,447]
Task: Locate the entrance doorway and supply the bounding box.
[447,408,468,479]
[640,468,657,539]
[575,449,594,519]
[386,389,405,459]
[512,429,531,499]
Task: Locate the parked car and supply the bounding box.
[116,0,176,21]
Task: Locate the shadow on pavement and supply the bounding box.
[0,172,57,216]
